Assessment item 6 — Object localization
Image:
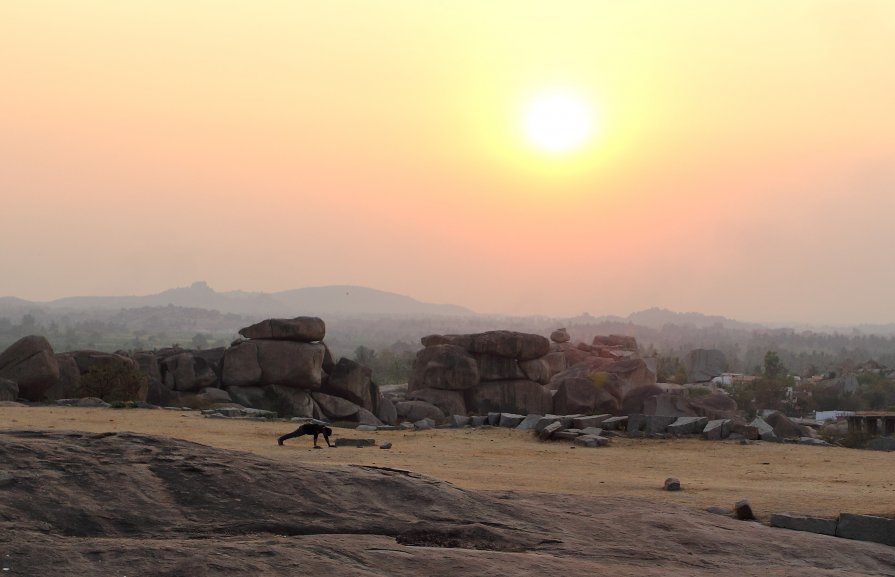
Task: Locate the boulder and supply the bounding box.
[408,345,479,392]
[644,415,678,435]
[534,416,562,432]
[256,341,324,389]
[497,413,525,428]
[625,386,670,415]
[690,392,738,420]
[580,427,603,437]
[355,408,383,426]
[375,396,398,426]
[550,328,570,343]
[749,416,779,442]
[53,354,81,399]
[414,418,436,430]
[604,358,657,393]
[420,334,474,349]
[685,349,727,383]
[405,387,466,417]
[554,343,596,367]
[538,421,562,440]
[763,411,804,440]
[515,414,544,430]
[627,413,646,433]
[571,414,610,429]
[238,317,325,342]
[552,377,620,416]
[836,513,895,546]
[592,335,638,350]
[518,356,553,385]
[468,331,551,361]
[769,513,838,536]
[470,415,488,427]
[667,416,709,435]
[161,352,217,392]
[449,414,471,428]
[322,343,336,374]
[735,500,756,521]
[0,378,18,402]
[600,416,628,430]
[132,352,161,383]
[221,342,263,387]
[0,335,60,401]
[225,386,268,410]
[464,380,553,416]
[323,358,375,411]
[476,354,525,381]
[702,419,732,440]
[394,400,446,424]
[311,392,363,420]
[664,478,681,491]
[266,386,321,419]
[197,387,232,403]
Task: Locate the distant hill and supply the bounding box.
[626,307,762,331]
[3,282,474,317]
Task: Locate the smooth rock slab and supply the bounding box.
[498,413,525,428]
[667,416,709,435]
[538,421,562,441]
[571,414,611,429]
[448,414,471,428]
[769,513,838,536]
[836,513,895,546]
[334,438,375,448]
[600,416,628,430]
[515,414,544,430]
[645,415,678,435]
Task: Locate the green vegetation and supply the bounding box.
[76,363,148,402]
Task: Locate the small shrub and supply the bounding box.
[77,363,147,402]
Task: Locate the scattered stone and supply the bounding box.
[487,412,501,426]
[734,500,755,521]
[379,442,392,450]
[498,413,525,428]
[769,513,838,536]
[579,427,603,437]
[448,414,471,428]
[836,513,895,546]
[574,435,601,448]
[470,415,488,427]
[356,424,378,432]
[702,419,732,440]
[644,415,678,435]
[667,416,709,435]
[515,414,544,430]
[535,416,562,432]
[538,421,562,441]
[600,416,628,430]
[571,414,610,429]
[749,416,778,442]
[627,413,646,433]
[553,431,580,441]
[664,478,681,491]
[414,418,436,430]
[333,438,375,448]
[399,422,415,430]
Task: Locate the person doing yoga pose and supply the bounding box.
[277,423,333,448]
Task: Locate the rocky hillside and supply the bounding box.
[1,430,893,576]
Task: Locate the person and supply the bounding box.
[277,422,333,448]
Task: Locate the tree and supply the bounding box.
[354,346,377,367]
[763,351,785,379]
[191,333,209,350]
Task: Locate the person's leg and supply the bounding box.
[277,427,307,446]
[323,431,333,447]
[312,432,321,448]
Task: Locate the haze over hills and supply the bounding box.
[1,281,474,317]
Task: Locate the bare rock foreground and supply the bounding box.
[2,430,894,576]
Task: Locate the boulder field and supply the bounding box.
[0,321,735,427]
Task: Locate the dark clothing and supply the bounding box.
[278,423,333,447]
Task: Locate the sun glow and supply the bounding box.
[521,90,595,154]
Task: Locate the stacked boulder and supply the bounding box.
[405,331,557,422]
[0,317,394,426]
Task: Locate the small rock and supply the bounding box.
[414,418,435,430]
[538,421,562,441]
[356,424,378,432]
[379,442,392,450]
[735,499,755,520]
[706,506,732,516]
[664,477,681,491]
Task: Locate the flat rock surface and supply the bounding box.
[2,429,894,577]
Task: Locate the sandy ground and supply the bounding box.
[3,406,893,520]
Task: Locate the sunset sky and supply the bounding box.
[1,1,893,324]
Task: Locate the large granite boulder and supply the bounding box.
[238,317,325,342]
[764,411,805,440]
[550,328,571,343]
[603,358,657,391]
[0,336,60,401]
[406,387,467,416]
[408,344,479,392]
[685,349,727,383]
[469,331,551,361]
[464,380,553,416]
[625,385,672,415]
[690,392,738,420]
[552,377,621,415]
[160,352,218,392]
[395,400,447,423]
[518,352,566,385]
[222,341,324,389]
[323,358,375,411]
[476,354,525,381]
[375,395,398,426]
[53,354,82,400]
[311,391,364,420]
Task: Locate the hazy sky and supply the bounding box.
[1,1,893,324]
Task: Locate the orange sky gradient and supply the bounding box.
[1,1,893,324]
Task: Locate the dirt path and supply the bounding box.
[3,406,893,519]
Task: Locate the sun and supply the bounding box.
[521,90,594,155]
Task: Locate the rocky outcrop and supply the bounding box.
[465,380,553,416]
[238,317,325,342]
[0,378,18,402]
[322,358,376,411]
[0,336,60,401]
[408,344,479,391]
